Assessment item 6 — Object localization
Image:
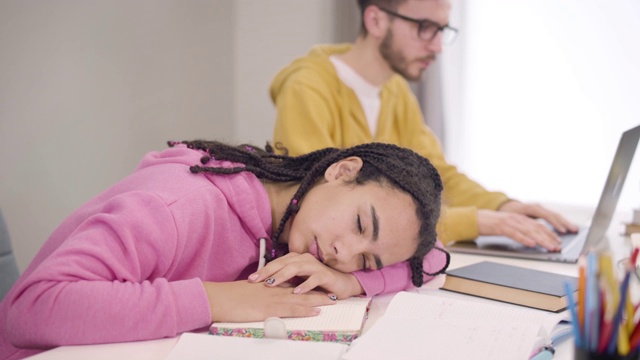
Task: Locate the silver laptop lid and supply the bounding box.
[583,124,640,251]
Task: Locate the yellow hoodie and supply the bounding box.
[271,44,510,244]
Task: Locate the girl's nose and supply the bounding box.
[332,235,365,263]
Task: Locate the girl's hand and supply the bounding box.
[202,280,335,323]
[247,252,364,299]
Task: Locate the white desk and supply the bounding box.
[26,205,636,360]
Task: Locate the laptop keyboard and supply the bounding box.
[560,228,586,253]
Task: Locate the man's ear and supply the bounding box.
[363,5,390,39]
[324,157,364,182]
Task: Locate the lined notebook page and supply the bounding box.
[211,297,371,332]
[344,291,565,360]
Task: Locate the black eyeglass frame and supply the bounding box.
[377,6,458,44]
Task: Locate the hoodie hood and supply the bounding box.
[137,145,273,250]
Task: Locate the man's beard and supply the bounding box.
[378,29,434,81]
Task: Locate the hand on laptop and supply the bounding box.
[477,201,579,251]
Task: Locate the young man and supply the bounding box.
[271,0,578,249]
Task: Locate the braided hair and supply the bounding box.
[168,140,444,287]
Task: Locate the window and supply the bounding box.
[443,0,640,213]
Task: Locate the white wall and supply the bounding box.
[0,0,344,271]
[234,0,340,146]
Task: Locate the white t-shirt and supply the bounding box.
[329,55,381,137]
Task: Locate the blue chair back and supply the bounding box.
[0,209,20,301]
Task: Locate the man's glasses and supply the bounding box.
[378,7,458,45]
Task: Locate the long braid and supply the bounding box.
[168,140,446,286]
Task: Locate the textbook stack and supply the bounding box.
[623,208,640,236]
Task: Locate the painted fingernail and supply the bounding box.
[265,277,275,285]
[328,294,337,301]
[248,273,259,281]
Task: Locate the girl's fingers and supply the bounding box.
[248,252,303,282]
[282,296,336,318]
[248,253,316,283]
[288,305,322,317]
[293,277,321,294]
[264,261,312,287]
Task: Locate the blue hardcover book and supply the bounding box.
[442,261,578,312]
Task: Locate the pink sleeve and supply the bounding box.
[5,192,211,349]
[352,240,449,297]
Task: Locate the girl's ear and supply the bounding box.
[324,157,364,182]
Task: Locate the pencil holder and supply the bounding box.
[575,346,640,360]
[566,251,640,360]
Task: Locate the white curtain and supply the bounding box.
[418,0,467,155]
[421,0,640,213]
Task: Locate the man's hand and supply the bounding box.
[476,201,579,251]
[248,252,364,299]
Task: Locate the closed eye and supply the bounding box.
[358,215,368,270]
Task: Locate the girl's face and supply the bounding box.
[285,157,420,273]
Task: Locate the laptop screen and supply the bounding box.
[584,125,640,250]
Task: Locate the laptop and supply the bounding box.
[446,124,640,263]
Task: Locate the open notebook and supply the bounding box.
[168,291,567,360]
[343,291,568,360]
[209,297,371,344]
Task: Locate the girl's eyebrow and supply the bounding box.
[370,205,383,270]
[371,205,379,241]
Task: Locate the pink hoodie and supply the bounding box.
[0,146,447,359]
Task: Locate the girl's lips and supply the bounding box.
[308,238,319,259]
[317,241,325,262]
[308,238,325,262]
